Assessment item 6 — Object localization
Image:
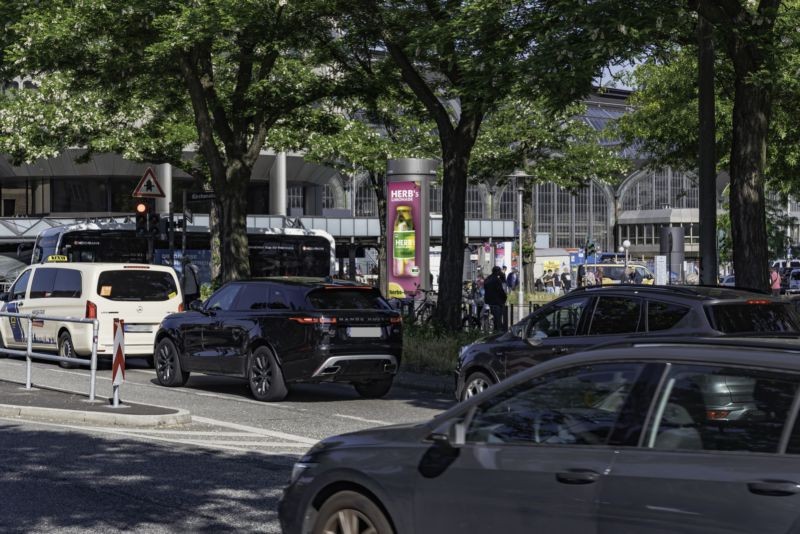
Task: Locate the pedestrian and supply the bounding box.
[561,269,572,292]
[543,269,555,293]
[584,269,596,287]
[506,268,518,291]
[553,270,562,294]
[577,264,586,288]
[183,258,201,306]
[596,267,605,286]
[770,267,782,296]
[534,277,543,292]
[483,266,507,332]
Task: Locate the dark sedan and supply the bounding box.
[280,338,800,534]
[455,285,800,400]
[153,278,402,401]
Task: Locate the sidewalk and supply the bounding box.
[0,379,191,427]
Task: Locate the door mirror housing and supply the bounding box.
[189,299,204,312]
[427,421,467,448]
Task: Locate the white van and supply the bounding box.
[0,261,182,364]
[789,269,800,293]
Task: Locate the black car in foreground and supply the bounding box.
[280,338,800,534]
[455,285,800,400]
[153,278,402,401]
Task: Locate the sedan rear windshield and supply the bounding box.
[708,303,800,333]
[306,288,391,310]
[97,270,177,301]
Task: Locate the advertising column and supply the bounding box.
[387,158,436,298]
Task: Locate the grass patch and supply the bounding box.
[401,322,487,375]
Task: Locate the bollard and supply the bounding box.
[25,316,33,390]
[89,319,98,402]
[111,318,125,407]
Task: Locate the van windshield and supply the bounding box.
[97,270,177,301]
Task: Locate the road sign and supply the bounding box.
[133,167,166,198]
[188,191,216,202]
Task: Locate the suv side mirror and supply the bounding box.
[189,299,204,312]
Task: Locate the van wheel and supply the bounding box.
[354,377,393,399]
[247,347,287,402]
[155,338,189,386]
[58,332,77,369]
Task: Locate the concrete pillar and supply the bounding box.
[155,164,172,213]
[304,184,322,216]
[269,152,287,216]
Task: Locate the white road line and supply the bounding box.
[181,440,309,447]
[83,429,254,436]
[334,413,391,425]
[192,416,318,445]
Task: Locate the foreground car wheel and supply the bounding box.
[248,347,287,402]
[354,377,393,399]
[58,331,78,369]
[312,490,394,534]
[462,371,492,400]
[155,338,189,387]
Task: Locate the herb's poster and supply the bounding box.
[386,159,435,298]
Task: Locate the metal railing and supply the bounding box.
[0,311,100,401]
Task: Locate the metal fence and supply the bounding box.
[0,311,100,401]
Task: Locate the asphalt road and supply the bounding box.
[0,355,455,532]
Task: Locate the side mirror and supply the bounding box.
[427,421,466,448]
[0,293,8,302]
[189,299,204,312]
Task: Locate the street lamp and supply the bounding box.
[622,239,631,281]
[509,169,531,322]
[483,177,501,271]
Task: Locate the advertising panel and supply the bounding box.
[387,180,422,297]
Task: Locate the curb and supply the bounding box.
[0,403,192,427]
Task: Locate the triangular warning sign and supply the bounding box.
[132,167,166,198]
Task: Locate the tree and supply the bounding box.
[334,0,658,329]
[6,0,346,282]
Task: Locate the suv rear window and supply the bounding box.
[306,288,390,310]
[708,303,800,333]
[97,270,177,301]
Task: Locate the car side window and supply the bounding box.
[233,284,269,310]
[466,362,644,446]
[647,301,691,332]
[52,269,82,298]
[10,270,31,301]
[29,268,58,299]
[527,297,589,339]
[205,284,242,311]
[588,297,642,335]
[268,286,291,310]
[646,364,800,454]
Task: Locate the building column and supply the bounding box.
[155,163,172,213]
[269,152,287,216]
[304,184,322,216]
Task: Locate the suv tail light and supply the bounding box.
[85,300,97,319]
[289,317,337,325]
[389,316,402,324]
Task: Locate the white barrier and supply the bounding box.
[0,311,100,401]
[111,319,124,407]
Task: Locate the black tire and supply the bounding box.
[354,377,393,399]
[58,331,78,369]
[155,337,189,387]
[461,371,493,401]
[312,490,394,534]
[247,346,287,402]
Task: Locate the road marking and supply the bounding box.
[333,413,391,425]
[192,416,318,445]
[182,440,309,447]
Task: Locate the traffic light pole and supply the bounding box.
[168,201,175,268]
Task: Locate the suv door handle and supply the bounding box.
[556,469,599,485]
[748,480,800,496]
[552,347,569,355]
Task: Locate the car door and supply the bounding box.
[599,363,800,534]
[182,284,242,372]
[584,295,644,344]
[2,268,33,348]
[414,361,650,534]
[216,283,270,375]
[26,267,59,350]
[504,296,593,377]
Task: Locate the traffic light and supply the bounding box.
[585,242,596,258]
[135,202,148,237]
[148,211,161,237]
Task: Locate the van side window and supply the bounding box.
[29,268,58,298]
[10,270,31,301]
[52,269,82,298]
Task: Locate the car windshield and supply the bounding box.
[97,270,177,301]
[708,303,800,333]
[306,288,391,310]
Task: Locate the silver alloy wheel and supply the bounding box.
[250,353,273,396]
[156,342,174,382]
[322,509,378,534]
[464,376,489,399]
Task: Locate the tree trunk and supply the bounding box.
[434,148,469,330]
[522,187,535,294]
[209,200,221,285]
[697,15,718,286]
[217,168,251,282]
[369,171,389,297]
[729,73,771,291]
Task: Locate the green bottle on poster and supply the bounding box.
[393,206,416,277]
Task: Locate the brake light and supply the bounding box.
[289,317,337,324]
[85,300,97,319]
[389,316,402,324]
[746,299,771,305]
[178,303,184,312]
[706,410,731,420]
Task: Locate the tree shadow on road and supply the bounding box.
[0,422,293,533]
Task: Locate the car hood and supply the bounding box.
[309,421,430,456]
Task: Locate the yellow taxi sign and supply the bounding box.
[45,255,69,263]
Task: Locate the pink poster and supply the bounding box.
[388,181,422,296]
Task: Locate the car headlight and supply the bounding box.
[289,461,317,485]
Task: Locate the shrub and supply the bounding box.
[402,322,486,375]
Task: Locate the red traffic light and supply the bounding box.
[135,202,148,214]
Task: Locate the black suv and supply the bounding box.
[153,278,402,401]
[455,285,800,400]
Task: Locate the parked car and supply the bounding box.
[720,274,735,287]
[280,338,800,534]
[153,278,402,401]
[455,285,800,400]
[787,269,800,294]
[0,261,182,367]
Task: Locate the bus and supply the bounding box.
[31,222,336,284]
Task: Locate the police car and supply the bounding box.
[0,257,183,366]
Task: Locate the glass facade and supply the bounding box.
[534,180,611,250]
[355,178,378,217]
[620,168,698,210]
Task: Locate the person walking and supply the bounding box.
[561,268,572,292]
[484,266,507,332]
[770,267,782,296]
[506,268,518,291]
[577,264,586,288]
[182,258,201,306]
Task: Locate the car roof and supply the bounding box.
[228,277,375,290]
[565,284,775,302]
[30,262,177,274]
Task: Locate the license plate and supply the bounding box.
[347,326,383,338]
[124,324,153,333]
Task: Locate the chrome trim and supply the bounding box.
[312,354,398,378]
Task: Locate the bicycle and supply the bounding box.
[410,286,437,324]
